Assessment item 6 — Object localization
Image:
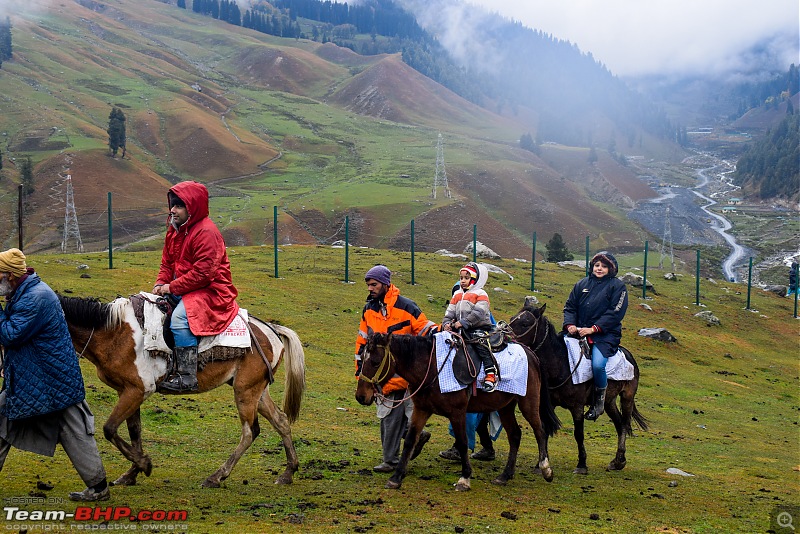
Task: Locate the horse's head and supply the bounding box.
[354,332,395,406]
[509,300,548,347]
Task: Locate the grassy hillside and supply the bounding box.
[0,0,675,257]
[1,246,797,533]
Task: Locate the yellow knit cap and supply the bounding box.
[0,248,27,277]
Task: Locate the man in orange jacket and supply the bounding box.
[355,265,436,472]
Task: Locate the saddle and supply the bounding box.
[129,293,248,372]
[447,331,501,388]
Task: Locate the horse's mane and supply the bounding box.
[389,333,433,355]
[523,305,565,354]
[58,294,128,329]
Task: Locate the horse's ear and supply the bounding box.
[539,303,546,314]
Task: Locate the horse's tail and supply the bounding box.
[631,404,649,432]
[270,324,306,424]
[539,369,561,437]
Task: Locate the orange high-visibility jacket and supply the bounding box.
[355,284,436,394]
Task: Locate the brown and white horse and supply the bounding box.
[58,295,305,488]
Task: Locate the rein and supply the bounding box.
[78,328,95,358]
[359,336,441,408]
[510,309,583,390]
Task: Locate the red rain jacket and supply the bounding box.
[156,181,239,336]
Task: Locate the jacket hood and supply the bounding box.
[460,262,489,292]
[168,181,209,228]
[590,251,619,278]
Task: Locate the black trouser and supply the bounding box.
[463,329,495,375]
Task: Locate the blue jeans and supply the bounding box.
[170,298,197,348]
[591,344,608,388]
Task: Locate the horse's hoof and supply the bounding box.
[533,467,542,475]
[201,479,221,488]
[491,477,509,486]
[573,467,589,475]
[385,480,401,490]
[142,459,153,477]
[454,482,471,492]
[274,474,294,485]
[542,468,554,482]
[607,461,627,471]
[111,475,137,487]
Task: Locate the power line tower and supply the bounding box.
[61,174,84,253]
[431,133,451,199]
[658,204,674,271]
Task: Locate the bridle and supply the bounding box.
[78,328,95,358]
[358,335,439,408]
[509,308,584,390]
[508,309,549,353]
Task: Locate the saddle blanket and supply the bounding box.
[433,332,528,395]
[563,336,635,385]
[139,292,251,353]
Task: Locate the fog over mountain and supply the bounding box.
[435,0,799,82]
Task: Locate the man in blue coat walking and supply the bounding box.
[0,248,110,501]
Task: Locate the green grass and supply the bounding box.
[1,247,797,533]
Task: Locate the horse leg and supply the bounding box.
[256,388,299,485]
[519,393,553,482]
[607,388,629,471]
[386,408,432,490]
[492,404,521,486]
[202,380,263,488]
[111,408,150,486]
[448,412,473,492]
[571,405,588,474]
[103,389,153,484]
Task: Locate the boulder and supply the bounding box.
[763,285,788,297]
[638,327,677,342]
[463,241,500,259]
[694,310,720,326]
[621,272,656,293]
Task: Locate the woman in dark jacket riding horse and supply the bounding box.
[563,251,628,420]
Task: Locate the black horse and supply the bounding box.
[508,299,648,473]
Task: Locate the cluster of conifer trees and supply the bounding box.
[0,17,13,69]
[735,112,799,199]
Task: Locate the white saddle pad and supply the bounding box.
[433,332,528,395]
[563,336,635,384]
[139,292,250,353]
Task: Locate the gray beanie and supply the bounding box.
[365,265,391,286]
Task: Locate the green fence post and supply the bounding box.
[585,236,590,276]
[273,206,279,278]
[411,219,416,286]
[695,249,701,305]
[107,192,113,269]
[793,262,799,319]
[642,240,649,299]
[473,224,477,263]
[746,257,753,310]
[344,215,350,283]
[530,231,537,291]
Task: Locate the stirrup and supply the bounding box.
[159,373,197,393]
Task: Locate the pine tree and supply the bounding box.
[20,155,34,195]
[0,16,12,62]
[107,107,127,158]
[545,233,573,262]
[177,0,186,8]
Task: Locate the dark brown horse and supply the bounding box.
[58,295,305,488]
[355,332,560,491]
[508,299,648,473]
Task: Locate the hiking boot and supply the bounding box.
[482,373,498,393]
[69,486,110,502]
[410,430,431,461]
[372,462,397,473]
[159,346,198,393]
[438,446,461,461]
[585,386,607,421]
[470,447,496,461]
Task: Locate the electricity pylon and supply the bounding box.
[432,133,451,199]
[658,204,674,271]
[61,174,84,253]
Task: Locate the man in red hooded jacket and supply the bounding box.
[153,181,239,393]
